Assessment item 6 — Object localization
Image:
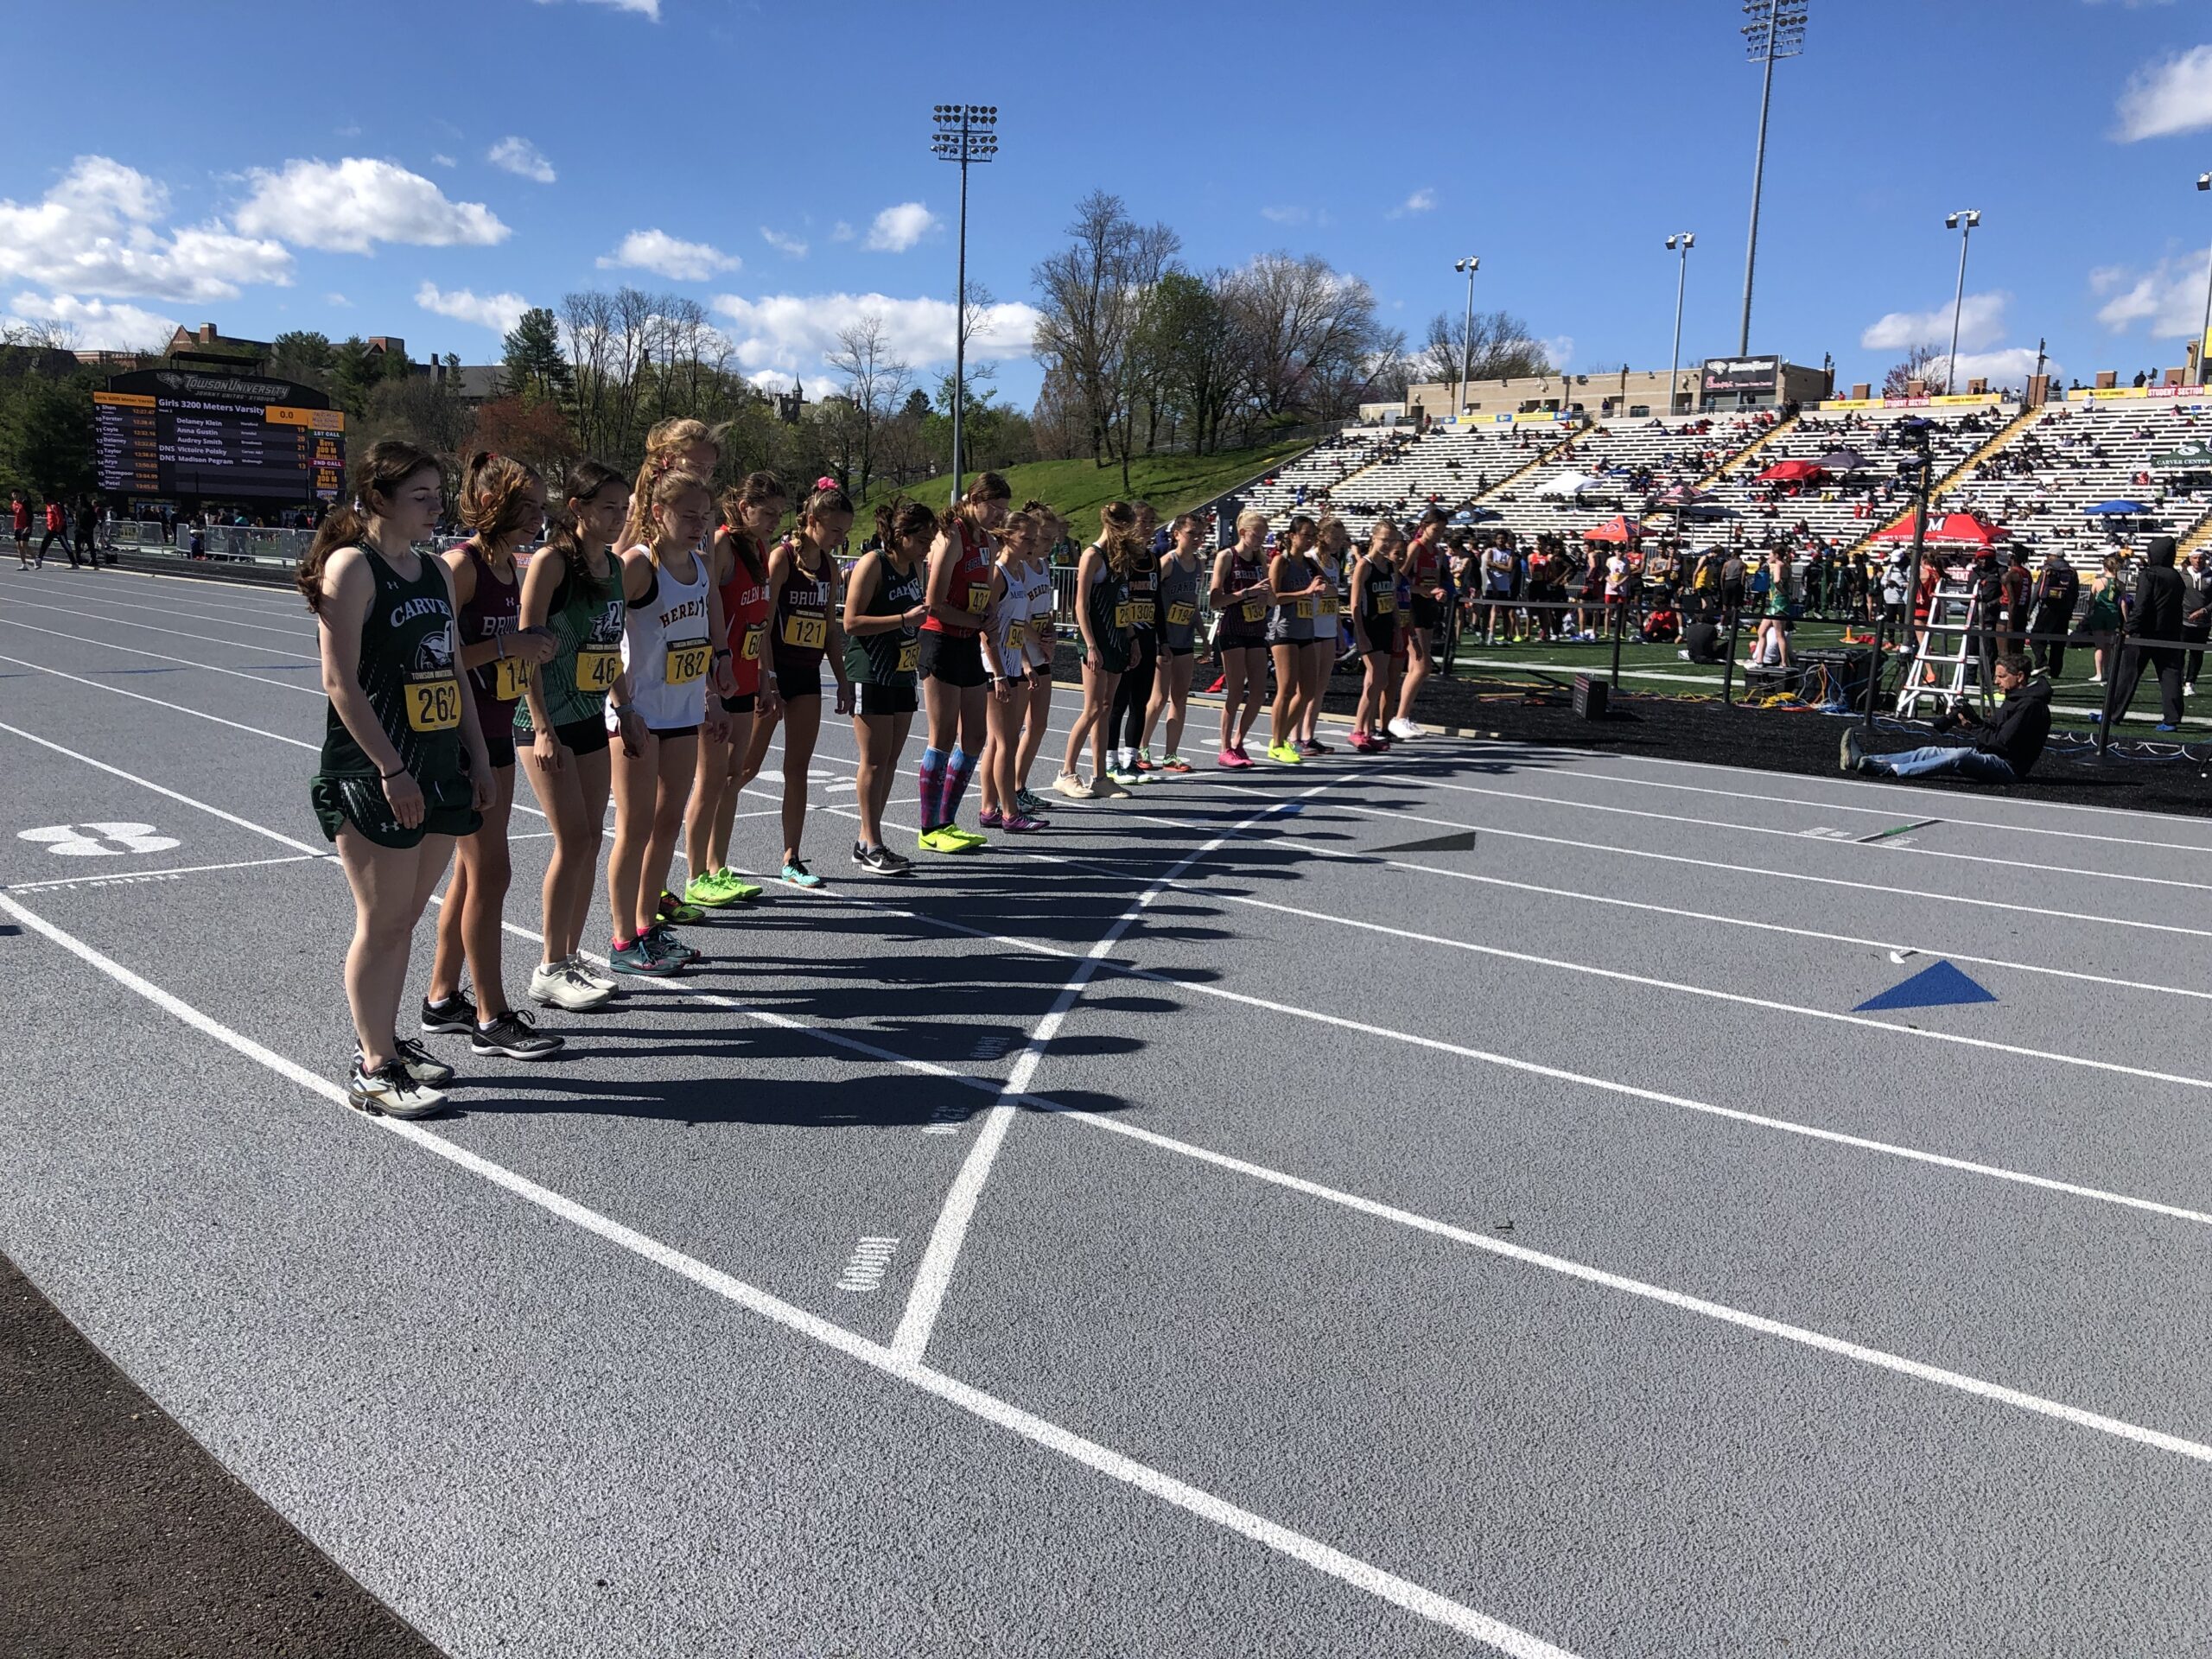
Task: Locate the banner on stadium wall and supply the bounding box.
[2072,383,2201,401]
[1929,392,2002,407]
[1813,392,2001,411]
[1701,354,1780,397]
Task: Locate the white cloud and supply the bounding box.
[1924,346,2052,390]
[1859,290,2011,353]
[533,0,660,15]
[1260,205,1311,226]
[0,156,292,303]
[747,368,798,392]
[487,136,556,184]
[831,221,855,242]
[416,281,529,335]
[1388,188,1437,219]
[863,202,939,252]
[430,153,457,168]
[324,291,352,307]
[234,157,507,252]
[2093,247,2212,334]
[760,226,808,258]
[597,227,740,281]
[1539,334,1576,371]
[8,292,178,349]
[708,289,1040,374]
[2116,44,2212,141]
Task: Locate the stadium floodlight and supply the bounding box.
[1453,257,1479,416]
[1737,0,1808,355]
[1665,234,1695,416]
[1943,210,1982,396]
[931,105,999,502]
[2196,175,2212,385]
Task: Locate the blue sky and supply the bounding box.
[7,0,2212,403]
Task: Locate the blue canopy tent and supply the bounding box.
[2085,500,2148,515]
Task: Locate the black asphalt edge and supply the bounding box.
[0,1250,447,1659]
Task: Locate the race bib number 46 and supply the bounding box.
[405,672,461,734]
[664,641,709,686]
[781,613,827,651]
[576,647,621,693]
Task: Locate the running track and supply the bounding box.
[3,563,2210,1657]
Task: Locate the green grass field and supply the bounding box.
[1447,624,2196,737]
[855,441,1313,545]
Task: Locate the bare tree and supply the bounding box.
[1883,343,1945,400]
[1413,308,1553,389]
[559,289,616,460]
[1031,190,1180,480]
[1226,252,1389,424]
[823,314,912,500]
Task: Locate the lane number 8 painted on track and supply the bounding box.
[18,823,181,857]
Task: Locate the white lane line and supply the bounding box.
[0,592,321,654]
[0,888,1575,1659]
[1377,772,2212,896]
[27,699,2212,1236]
[891,779,1337,1363]
[10,570,321,626]
[1226,782,2212,944]
[0,614,324,696]
[0,653,321,748]
[4,851,333,892]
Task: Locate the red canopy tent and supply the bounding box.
[1582,516,1641,544]
[1869,511,2008,546]
[1756,458,1826,483]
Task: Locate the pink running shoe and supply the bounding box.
[1346,730,1376,753]
[1217,747,1253,769]
[1002,813,1048,832]
[978,807,1006,829]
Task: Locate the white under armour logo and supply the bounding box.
[17,822,182,857]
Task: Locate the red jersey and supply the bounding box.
[718,528,772,697]
[44,503,62,532]
[10,502,27,534]
[920,521,992,635]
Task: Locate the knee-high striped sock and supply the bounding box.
[943,746,978,823]
[918,747,948,832]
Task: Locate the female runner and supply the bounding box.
[1264,514,1325,766]
[422,452,565,1059]
[916,472,1010,850]
[1390,507,1451,740]
[1106,500,1160,784]
[683,470,787,907]
[302,440,493,1119]
[1297,514,1349,753]
[1057,501,1139,798]
[1348,519,1402,753]
[1011,499,1062,818]
[976,508,1046,830]
[739,479,855,887]
[514,459,629,1012]
[1211,508,1275,767]
[605,467,733,975]
[843,496,931,873]
[1139,512,1208,772]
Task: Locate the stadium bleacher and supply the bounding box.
[1471,411,1780,542]
[1942,399,2212,557]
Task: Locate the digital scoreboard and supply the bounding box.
[92,370,346,503]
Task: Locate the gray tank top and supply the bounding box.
[1273,551,1316,643]
[1157,554,1202,650]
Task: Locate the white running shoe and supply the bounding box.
[1052,772,1096,800]
[347,1059,449,1120]
[531,959,615,1011]
[1387,716,1422,741]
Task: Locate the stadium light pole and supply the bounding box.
[2195,174,2212,385]
[1665,233,1694,416]
[1942,210,1981,396]
[931,104,997,504]
[1453,256,1478,416]
[1737,0,1807,355]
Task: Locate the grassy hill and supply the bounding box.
[853,440,1314,544]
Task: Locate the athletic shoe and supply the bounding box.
[1106,765,1141,787]
[1051,772,1096,800]
[1370,734,1393,753]
[420,992,478,1035]
[1135,753,1157,773]
[683,871,731,908]
[1002,813,1048,832]
[978,807,1006,829]
[1217,748,1252,769]
[529,960,615,1012]
[352,1037,455,1089]
[1347,730,1376,753]
[1014,788,1052,815]
[2089,676,2106,685]
[472,1009,565,1061]
[855,842,916,876]
[2156,722,2182,732]
[945,823,989,846]
[1305,737,1332,754]
[1294,739,1325,758]
[1092,775,1133,798]
[1160,754,1194,774]
[917,826,976,854]
[1839,728,1866,774]
[779,860,824,888]
[568,953,620,993]
[657,889,705,925]
[2189,684,2199,697]
[346,1058,448,1120]
[1387,717,1424,740]
[1266,741,1306,765]
[607,937,679,977]
[645,924,700,966]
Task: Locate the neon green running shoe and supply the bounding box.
[715,867,762,902]
[918,825,982,855]
[657,889,705,924]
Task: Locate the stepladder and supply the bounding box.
[1897,574,1983,721]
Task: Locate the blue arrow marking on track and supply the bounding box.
[1276,803,1304,816]
[1853,960,1997,1013]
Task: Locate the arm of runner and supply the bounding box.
[316,547,410,797]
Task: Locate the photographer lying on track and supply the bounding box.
[1839,652,2050,785]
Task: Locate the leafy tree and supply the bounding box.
[470,396,576,476]
[3,375,96,501]
[269,330,334,391]
[499,307,569,404]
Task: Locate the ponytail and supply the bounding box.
[296,439,441,615]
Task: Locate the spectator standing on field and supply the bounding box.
[2105,535,2187,731]
[73,498,98,570]
[2029,550,2078,683]
[37,499,66,567]
[2181,548,2209,696]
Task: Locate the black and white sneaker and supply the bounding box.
[1839,728,1866,775]
[353,1037,455,1088]
[421,992,478,1035]
[470,1009,565,1061]
[346,1058,449,1120]
[855,842,916,877]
